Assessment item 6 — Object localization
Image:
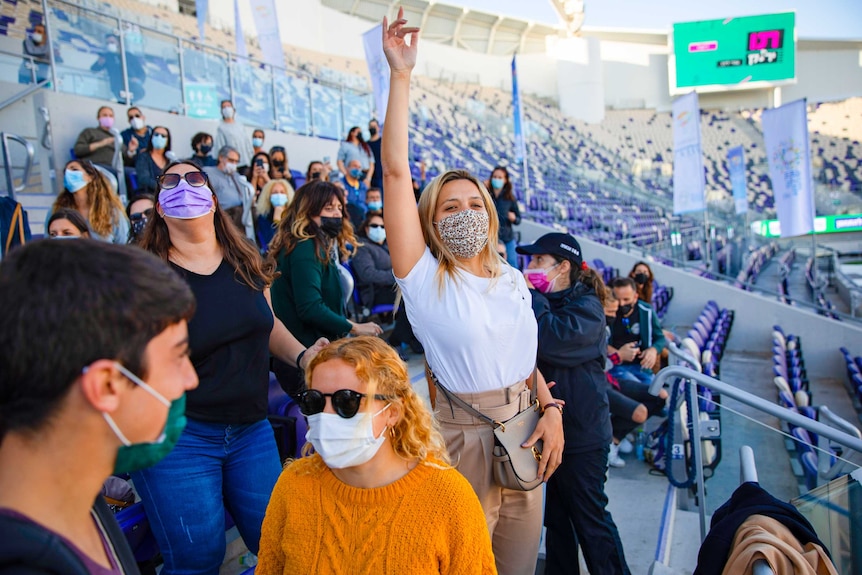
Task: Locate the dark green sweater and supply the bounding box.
[271,239,352,347]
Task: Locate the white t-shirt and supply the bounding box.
[395,247,537,393]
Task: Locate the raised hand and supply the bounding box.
[382,7,419,75]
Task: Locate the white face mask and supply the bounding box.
[107,43,118,54]
[32,33,43,43]
[224,162,238,174]
[130,117,144,130]
[221,106,235,120]
[306,404,389,469]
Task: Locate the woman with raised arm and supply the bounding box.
[381,10,564,575]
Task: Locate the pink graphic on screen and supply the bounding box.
[748,30,783,51]
[688,41,718,53]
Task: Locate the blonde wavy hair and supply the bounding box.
[255,178,295,217]
[417,169,502,293]
[303,336,450,465]
[53,160,126,239]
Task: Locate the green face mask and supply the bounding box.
[102,362,188,474]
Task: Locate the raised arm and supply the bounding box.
[381,8,425,279]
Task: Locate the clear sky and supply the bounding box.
[456,0,862,39]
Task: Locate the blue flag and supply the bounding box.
[727,145,747,215]
[512,55,526,163]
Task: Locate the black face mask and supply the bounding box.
[633,273,648,285]
[319,216,342,237]
[605,316,616,326]
[310,171,321,180]
[199,144,212,155]
[617,304,634,317]
[369,127,378,137]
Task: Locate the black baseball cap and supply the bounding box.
[516,232,583,266]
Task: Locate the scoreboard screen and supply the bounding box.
[671,12,796,92]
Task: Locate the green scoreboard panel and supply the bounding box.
[672,12,796,92]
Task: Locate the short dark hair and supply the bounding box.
[611,276,637,291]
[127,106,141,118]
[47,208,89,236]
[0,240,195,436]
[253,129,265,138]
[191,132,212,150]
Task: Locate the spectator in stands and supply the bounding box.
[204,146,254,237]
[188,132,217,168]
[49,160,129,244]
[367,118,383,192]
[267,180,382,396]
[0,239,198,575]
[337,126,374,186]
[47,208,89,239]
[254,179,294,252]
[343,159,368,230]
[352,212,420,354]
[412,158,427,202]
[306,160,331,182]
[381,12,563,574]
[252,129,266,156]
[18,23,60,85]
[91,34,145,103]
[73,106,119,176]
[517,232,630,575]
[126,193,154,244]
[608,277,666,386]
[257,336,495,575]
[134,160,325,575]
[214,100,253,167]
[247,151,272,197]
[629,261,654,307]
[121,107,152,169]
[268,146,296,189]
[134,126,172,195]
[365,187,383,214]
[487,166,520,268]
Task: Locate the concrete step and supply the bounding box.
[667,508,708,574]
[16,191,54,236]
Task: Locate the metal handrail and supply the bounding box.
[1,133,35,200]
[740,446,759,483]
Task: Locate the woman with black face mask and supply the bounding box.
[628,261,654,306]
[268,180,382,395]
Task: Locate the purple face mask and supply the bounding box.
[159,181,214,220]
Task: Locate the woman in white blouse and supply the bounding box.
[380,10,564,575]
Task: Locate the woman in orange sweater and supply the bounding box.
[257,336,496,575]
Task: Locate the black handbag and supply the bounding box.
[430,368,544,491]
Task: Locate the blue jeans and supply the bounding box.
[610,363,655,386]
[504,238,518,269]
[132,418,282,575]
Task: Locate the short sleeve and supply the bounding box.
[393,246,437,294]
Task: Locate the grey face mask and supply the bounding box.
[435,209,489,259]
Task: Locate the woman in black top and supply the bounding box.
[486,165,521,268]
[134,125,171,195]
[133,161,326,575]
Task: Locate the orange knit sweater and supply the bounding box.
[257,454,497,575]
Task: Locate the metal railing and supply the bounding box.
[648,365,862,543]
[1,133,35,200]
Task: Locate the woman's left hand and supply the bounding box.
[522,407,564,482]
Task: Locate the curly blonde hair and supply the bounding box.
[303,336,449,465]
[53,160,126,239]
[416,169,502,293]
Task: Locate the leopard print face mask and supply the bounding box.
[434,209,489,259]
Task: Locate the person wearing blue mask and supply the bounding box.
[337,125,374,186]
[365,187,383,213]
[0,238,199,574]
[252,129,266,156]
[134,125,172,195]
[343,158,369,230]
[486,165,521,268]
[254,178,295,253]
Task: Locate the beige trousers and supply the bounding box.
[436,382,543,575]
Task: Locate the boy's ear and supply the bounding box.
[79,359,122,413]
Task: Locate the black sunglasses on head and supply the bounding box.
[158,172,208,190]
[297,389,390,419]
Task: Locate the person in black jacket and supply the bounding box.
[0,239,199,574]
[351,212,421,354]
[487,165,521,268]
[517,232,631,575]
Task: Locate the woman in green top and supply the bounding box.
[268,180,383,395]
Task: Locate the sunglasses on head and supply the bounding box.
[158,171,208,190]
[297,389,390,419]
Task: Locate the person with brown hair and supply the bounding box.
[257,336,496,575]
[380,10,563,574]
[132,160,327,575]
[629,260,655,306]
[48,159,128,243]
[268,180,382,395]
[486,165,520,268]
[46,208,90,238]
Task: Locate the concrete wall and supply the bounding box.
[517,219,862,381]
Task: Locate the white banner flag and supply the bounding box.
[195,0,207,41]
[672,91,705,214]
[762,99,815,238]
[363,24,390,123]
[249,0,284,69]
[234,0,247,59]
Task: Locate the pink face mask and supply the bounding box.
[524,264,559,294]
[159,182,214,220]
[99,116,114,130]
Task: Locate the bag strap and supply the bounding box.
[5,203,23,255]
[427,361,538,428]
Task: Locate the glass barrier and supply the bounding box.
[180,44,230,120]
[127,24,182,113]
[310,82,342,140]
[47,3,120,102]
[341,89,372,136]
[0,48,45,87]
[233,61,275,130]
[275,74,311,136]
